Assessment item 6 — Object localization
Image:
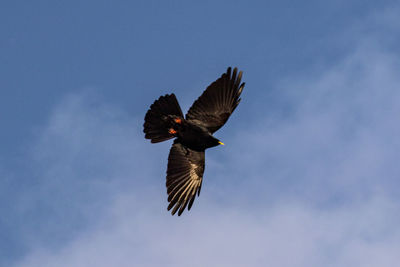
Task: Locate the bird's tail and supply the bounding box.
[143,94,184,143]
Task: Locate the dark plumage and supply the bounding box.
[143,67,245,216]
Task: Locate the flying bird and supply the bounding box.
[143,67,245,216]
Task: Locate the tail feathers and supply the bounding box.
[143,94,183,143]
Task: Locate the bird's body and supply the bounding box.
[143,67,245,215]
[172,118,221,151]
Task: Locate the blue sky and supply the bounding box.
[1,1,400,266]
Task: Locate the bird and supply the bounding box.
[143,67,245,216]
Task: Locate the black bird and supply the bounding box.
[143,67,245,216]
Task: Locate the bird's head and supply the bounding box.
[206,136,224,148]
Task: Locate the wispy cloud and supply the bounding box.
[16,195,400,267]
[230,44,400,203]
[6,92,164,261]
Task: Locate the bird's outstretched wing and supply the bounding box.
[166,141,204,216]
[186,67,245,133]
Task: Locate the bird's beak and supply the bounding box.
[218,141,225,145]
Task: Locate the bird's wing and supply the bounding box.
[166,141,205,216]
[186,67,245,133]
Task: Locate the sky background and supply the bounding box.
[1,1,400,266]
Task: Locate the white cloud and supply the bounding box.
[217,44,400,206]
[16,195,400,267]
[13,91,166,252]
